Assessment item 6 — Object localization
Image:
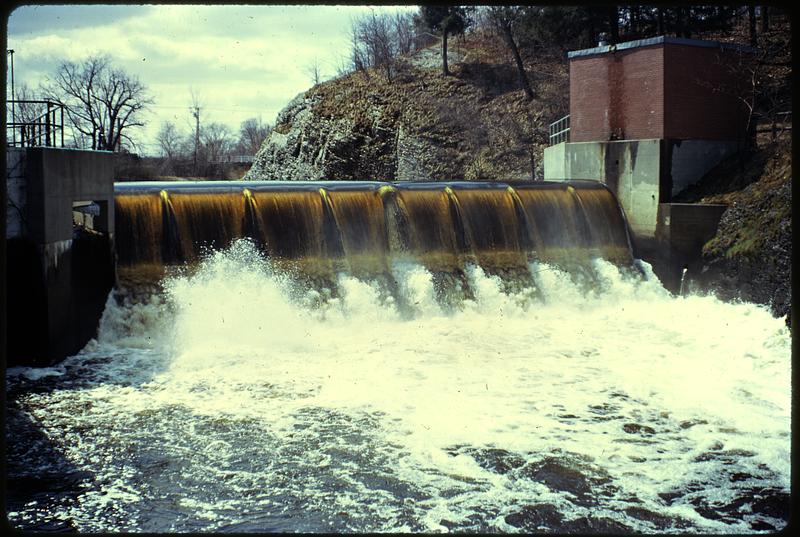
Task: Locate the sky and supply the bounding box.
[6,4,417,156]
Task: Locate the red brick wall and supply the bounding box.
[569,42,749,143]
[569,55,611,142]
[663,45,750,141]
[569,46,665,142]
[619,46,665,139]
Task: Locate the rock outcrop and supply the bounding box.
[245,35,565,183]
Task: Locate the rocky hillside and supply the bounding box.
[245,30,567,182]
[692,138,792,322]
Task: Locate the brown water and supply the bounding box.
[114,181,634,279]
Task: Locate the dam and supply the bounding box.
[6,174,791,532]
[113,179,633,285]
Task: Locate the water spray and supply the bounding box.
[679,265,689,296]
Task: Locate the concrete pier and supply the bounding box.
[6,147,116,366]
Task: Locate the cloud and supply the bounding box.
[7,4,418,156]
[7,4,152,34]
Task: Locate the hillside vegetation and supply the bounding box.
[690,137,791,320]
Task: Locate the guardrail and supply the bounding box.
[212,155,255,164]
[548,114,570,145]
[6,99,65,148]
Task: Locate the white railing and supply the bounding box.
[548,114,570,145]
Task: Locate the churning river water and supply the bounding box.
[5,241,791,533]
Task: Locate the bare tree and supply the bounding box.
[487,6,535,101]
[40,54,153,151]
[349,20,369,76]
[393,11,415,55]
[748,6,757,47]
[351,11,397,82]
[419,6,474,76]
[333,52,355,78]
[156,120,185,160]
[8,82,41,125]
[305,57,322,86]
[237,117,271,155]
[154,120,190,176]
[202,123,233,160]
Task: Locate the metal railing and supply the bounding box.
[6,99,66,148]
[212,154,255,164]
[548,114,570,145]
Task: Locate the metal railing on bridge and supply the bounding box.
[212,155,255,164]
[6,99,66,148]
[548,114,570,145]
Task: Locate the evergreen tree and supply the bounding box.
[419,6,474,76]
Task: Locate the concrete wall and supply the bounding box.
[667,139,740,196]
[6,148,27,239]
[544,138,739,239]
[544,139,661,238]
[6,147,117,366]
[654,202,728,290]
[656,203,728,253]
[542,142,566,180]
[25,148,116,243]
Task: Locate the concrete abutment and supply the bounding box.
[6,147,116,366]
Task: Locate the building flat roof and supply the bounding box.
[567,35,758,59]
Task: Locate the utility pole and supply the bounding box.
[8,49,16,145]
[191,105,200,175]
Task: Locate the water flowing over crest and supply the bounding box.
[114,180,633,277]
[6,181,790,533]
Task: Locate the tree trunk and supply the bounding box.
[749,6,757,47]
[501,22,534,100]
[761,6,769,33]
[442,29,450,76]
[529,150,536,181]
[657,8,664,35]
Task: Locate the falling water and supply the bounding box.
[5,181,790,533]
[679,267,690,297]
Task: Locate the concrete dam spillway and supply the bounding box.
[114,180,633,282]
[7,178,790,531]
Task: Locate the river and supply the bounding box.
[5,240,791,532]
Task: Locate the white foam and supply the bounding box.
[8,241,791,532]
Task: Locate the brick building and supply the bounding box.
[569,36,752,143]
[544,35,756,289]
